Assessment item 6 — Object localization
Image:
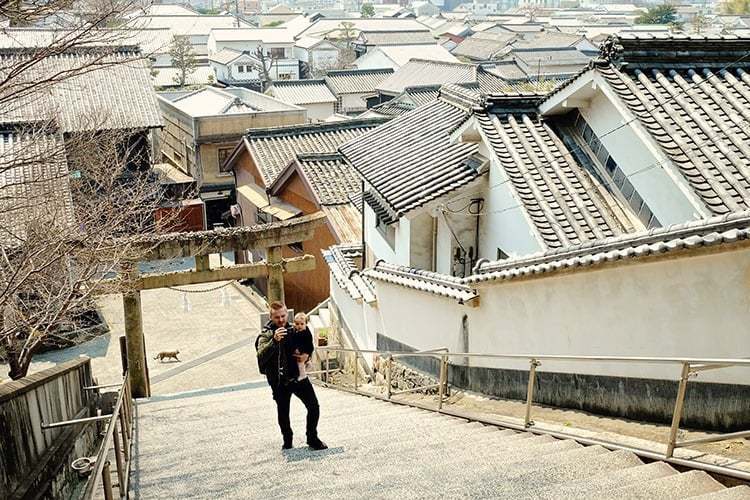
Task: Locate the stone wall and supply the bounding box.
[0,358,101,499]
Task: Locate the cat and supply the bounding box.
[154,350,180,362]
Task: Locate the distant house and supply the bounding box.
[208,48,263,86]
[293,37,340,77]
[323,68,394,115]
[355,44,460,71]
[266,80,337,122]
[126,14,253,62]
[352,29,436,56]
[258,4,300,27]
[224,119,386,311]
[156,86,305,226]
[207,28,300,80]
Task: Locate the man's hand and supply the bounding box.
[273,327,287,342]
[294,352,310,363]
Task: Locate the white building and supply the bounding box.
[266,79,337,121]
[208,28,300,80]
[326,35,750,431]
[208,48,263,85]
[293,37,341,77]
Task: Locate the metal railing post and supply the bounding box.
[666,362,691,458]
[525,359,540,428]
[353,351,359,392]
[437,354,448,410]
[112,420,125,491]
[325,350,330,384]
[119,407,130,461]
[102,461,114,500]
[386,355,393,400]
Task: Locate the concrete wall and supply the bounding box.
[339,93,369,114]
[333,244,750,430]
[408,212,434,270]
[300,102,335,122]
[0,358,100,499]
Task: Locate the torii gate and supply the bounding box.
[120,212,326,398]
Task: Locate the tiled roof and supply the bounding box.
[207,48,254,65]
[596,64,750,215]
[364,85,440,118]
[294,152,361,205]
[324,68,394,95]
[359,30,435,46]
[167,86,261,115]
[543,35,750,216]
[467,210,750,284]
[376,59,478,95]
[0,130,75,247]
[127,15,252,36]
[0,50,162,133]
[364,261,479,302]
[323,244,376,303]
[507,47,591,77]
[340,86,480,218]
[268,79,336,105]
[372,44,459,66]
[0,27,174,55]
[298,18,428,39]
[475,96,632,249]
[153,65,216,88]
[244,118,386,186]
[451,33,515,60]
[209,27,295,43]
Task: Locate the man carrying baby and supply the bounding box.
[256,301,327,451]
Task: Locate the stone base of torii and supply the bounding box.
[120,212,326,398]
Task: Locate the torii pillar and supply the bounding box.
[121,212,326,398]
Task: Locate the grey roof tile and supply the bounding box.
[294,152,361,205]
[268,79,337,105]
[0,129,75,247]
[244,118,386,186]
[324,68,394,95]
[0,49,162,133]
[340,90,480,218]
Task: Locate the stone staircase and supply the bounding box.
[131,381,750,499]
[307,303,331,345]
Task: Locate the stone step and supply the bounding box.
[599,469,726,499]
[535,460,679,499]
[692,486,750,499]
[308,314,325,336]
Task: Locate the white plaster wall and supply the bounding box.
[302,102,335,122]
[409,212,434,270]
[365,203,397,263]
[312,48,339,70]
[581,90,704,225]
[362,247,750,385]
[355,49,397,71]
[480,155,544,259]
[330,275,383,370]
[340,93,368,113]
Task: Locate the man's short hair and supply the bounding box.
[270,301,286,311]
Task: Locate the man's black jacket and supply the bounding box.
[257,320,314,387]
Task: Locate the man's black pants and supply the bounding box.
[271,378,320,442]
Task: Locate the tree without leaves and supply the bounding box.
[636,4,677,25]
[0,0,188,379]
[169,35,198,88]
[254,46,276,92]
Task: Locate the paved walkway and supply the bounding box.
[2,281,263,393]
[129,382,745,499]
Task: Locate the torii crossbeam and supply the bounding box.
[121,212,326,398]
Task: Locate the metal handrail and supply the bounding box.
[82,373,134,500]
[313,346,750,462]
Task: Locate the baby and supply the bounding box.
[292,312,314,381]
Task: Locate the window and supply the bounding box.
[288,242,304,253]
[218,148,233,175]
[278,73,292,80]
[268,47,285,58]
[496,247,509,260]
[237,64,245,73]
[564,111,660,229]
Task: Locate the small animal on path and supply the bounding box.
[154,350,180,362]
